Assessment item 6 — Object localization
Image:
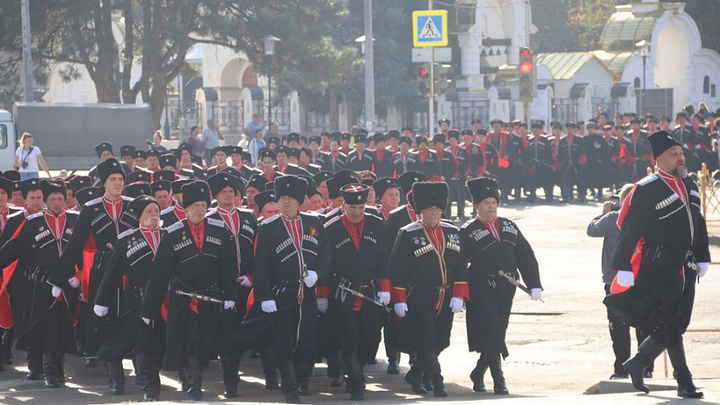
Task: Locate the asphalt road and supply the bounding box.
[1,199,718,404]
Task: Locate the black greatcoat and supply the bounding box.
[47,196,137,357]
[0,210,79,354]
[346,150,375,172]
[321,213,387,362]
[459,217,541,358]
[372,148,395,179]
[239,213,331,360]
[387,221,465,354]
[140,217,238,370]
[604,173,710,345]
[94,227,167,361]
[160,205,186,227]
[205,207,257,354]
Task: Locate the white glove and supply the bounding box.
[67,277,80,289]
[616,270,635,287]
[224,300,236,310]
[93,305,109,317]
[530,288,543,301]
[51,286,62,298]
[449,297,464,313]
[317,298,328,314]
[394,303,408,318]
[697,262,709,278]
[261,300,277,313]
[303,270,318,288]
[377,292,391,306]
[142,317,151,325]
[238,275,253,288]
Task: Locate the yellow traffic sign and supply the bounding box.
[412,10,448,47]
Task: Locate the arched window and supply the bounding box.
[703,76,710,94]
[634,77,641,88]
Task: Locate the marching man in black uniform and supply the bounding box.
[321,183,389,400]
[387,181,469,397]
[48,158,138,369]
[140,180,238,401]
[93,195,166,400]
[242,174,330,403]
[0,180,78,387]
[206,173,258,397]
[460,177,542,395]
[605,131,710,398]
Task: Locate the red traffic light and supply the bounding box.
[519,61,533,75]
[418,66,429,79]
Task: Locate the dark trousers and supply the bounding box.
[448,179,465,219]
[604,284,653,374]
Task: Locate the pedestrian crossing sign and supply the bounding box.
[412,10,448,47]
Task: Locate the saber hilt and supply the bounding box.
[175,290,223,305]
[498,271,544,303]
[337,283,391,313]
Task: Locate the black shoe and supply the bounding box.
[609,372,628,380]
[473,380,486,392]
[350,391,365,400]
[433,386,448,397]
[677,384,704,399]
[387,362,399,374]
[623,357,649,394]
[26,370,42,380]
[299,385,310,396]
[265,375,280,390]
[143,392,159,401]
[224,386,237,398]
[285,391,301,404]
[44,375,60,388]
[404,368,426,395]
[84,358,97,368]
[423,374,433,391]
[110,380,124,395]
[188,390,202,401]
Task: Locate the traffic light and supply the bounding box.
[415,64,431,96]
[518,47,536,103]
[435,64,454,96]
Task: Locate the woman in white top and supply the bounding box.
[14,132,52,180]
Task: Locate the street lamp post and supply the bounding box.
[355,34,375,131]
[636,40,650,116]
[262,35,281,130]
[164,90,170,140]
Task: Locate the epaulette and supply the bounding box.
[86,197,103,206]
[326,207,341,217]
[7,210,25,220]
[205,208,218,217]
[122,195,133,202]
[117,229,135,239]
[323,215,342,228]
[460,219,476,229]
[27,212,44,221]
[67,209,80,215]
[403,221,423,232]
[237,207,255,215]
[261,214,280,225]
[389,205,406,215]
[440,220,459,230]
[161,206,175,215]
[207,218,225,227]
[637,174,658,186]
[167,221,184,233]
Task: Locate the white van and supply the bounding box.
[0,110,17,172]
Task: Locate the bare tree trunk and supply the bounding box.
[329,85,339,131]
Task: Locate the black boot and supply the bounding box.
[261,349,280,390]
[386,348,400,375]
[185,357,203,401]
[623,336,666,394]
[107,361,125,395]
[344,352,365,400]
[136,355,160,401]
[424,352,446,397]
[1,328,13,365]
[404,364,426,395]
[422,372,434,391]
[279,359,300,403]
[329,350,344,387]
[488,354,508,395]
[42,353,59,388]
[26,350,42,380]
[220,353,239,398]
[54,353,65,384]
[666,342,703,398]
[470,354,489,392]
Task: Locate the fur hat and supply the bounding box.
[274,175,308,204]
[75,187,103,207]
[207,173,238,197]
[19,178,41,199]
[123,182,152,198]
[466,177,500,204]
[410,181,448,212]
[127,195,159,219]
[40,179,66,201]
[340,183,369,206]
[373,177,401,199]
[398,171,428,195]
[97,158,126,186]
[181,180,211,208]
[648,130,682,158]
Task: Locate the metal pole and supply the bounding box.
[642,55,646,115]
[428,0,435,135]
[267,54,272,130]
[21,0,34,102]
[364,0,375,131]
[164,91,170,140]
